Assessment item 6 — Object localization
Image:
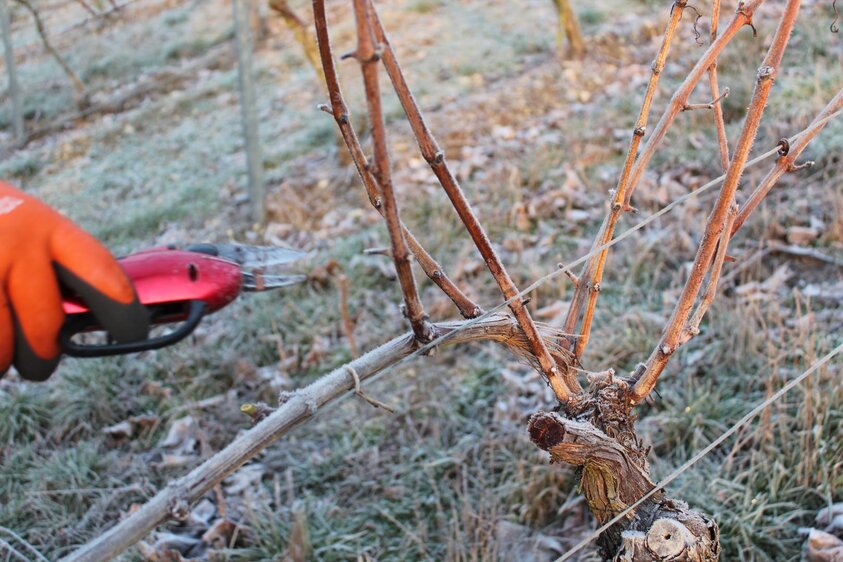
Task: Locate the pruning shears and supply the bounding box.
[60,243,307,357]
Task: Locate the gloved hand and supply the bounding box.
[0,181,149,381]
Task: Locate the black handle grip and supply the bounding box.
[61,300,207,357]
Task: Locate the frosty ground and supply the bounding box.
[0,0,841,560]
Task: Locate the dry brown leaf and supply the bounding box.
[502,238,523,252]
[453,259,484,281]
[137,539,194,562]
[102,421,134,439]
[494,520,563,562]
[818,504,843,527]
[566,209,591,223]
[160,416,198,454]
[255,365,291,391]
[200,518,238,548]
[302,336,332,369]
[807,529,843,562]
[130,414,161,430]
[786,226,820,246]
[141,380,173,400]
[189,499,217,527]
[307,259,341,286]
[734,264,792,302]
[513,202,531,231]
[287,509,312,562]
[223,463,265,495]
[818,504,843,539]
[828,515,843,538]
[103,414,161,440]
[154,454,196,470]
[534,301,569,325]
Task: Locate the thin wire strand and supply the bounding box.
[555,341,843,561]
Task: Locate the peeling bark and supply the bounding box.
[529,372,719,560]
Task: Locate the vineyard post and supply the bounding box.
[233,0,266,225]
[0,0,23,140]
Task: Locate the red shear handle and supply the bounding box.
[61,249,243,357]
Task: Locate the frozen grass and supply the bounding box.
[0,0,841,560]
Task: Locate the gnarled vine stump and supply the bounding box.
[529,371,720,561]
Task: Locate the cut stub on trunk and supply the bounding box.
[614,504,720,562]
[529,410,720,561]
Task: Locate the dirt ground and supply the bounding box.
[0,0,841,560]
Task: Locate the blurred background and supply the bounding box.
[0,0,841,559]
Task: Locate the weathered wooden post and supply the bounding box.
[232,0,266,226]
[0,0,23,140]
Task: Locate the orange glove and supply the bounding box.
[0,181,149,381]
